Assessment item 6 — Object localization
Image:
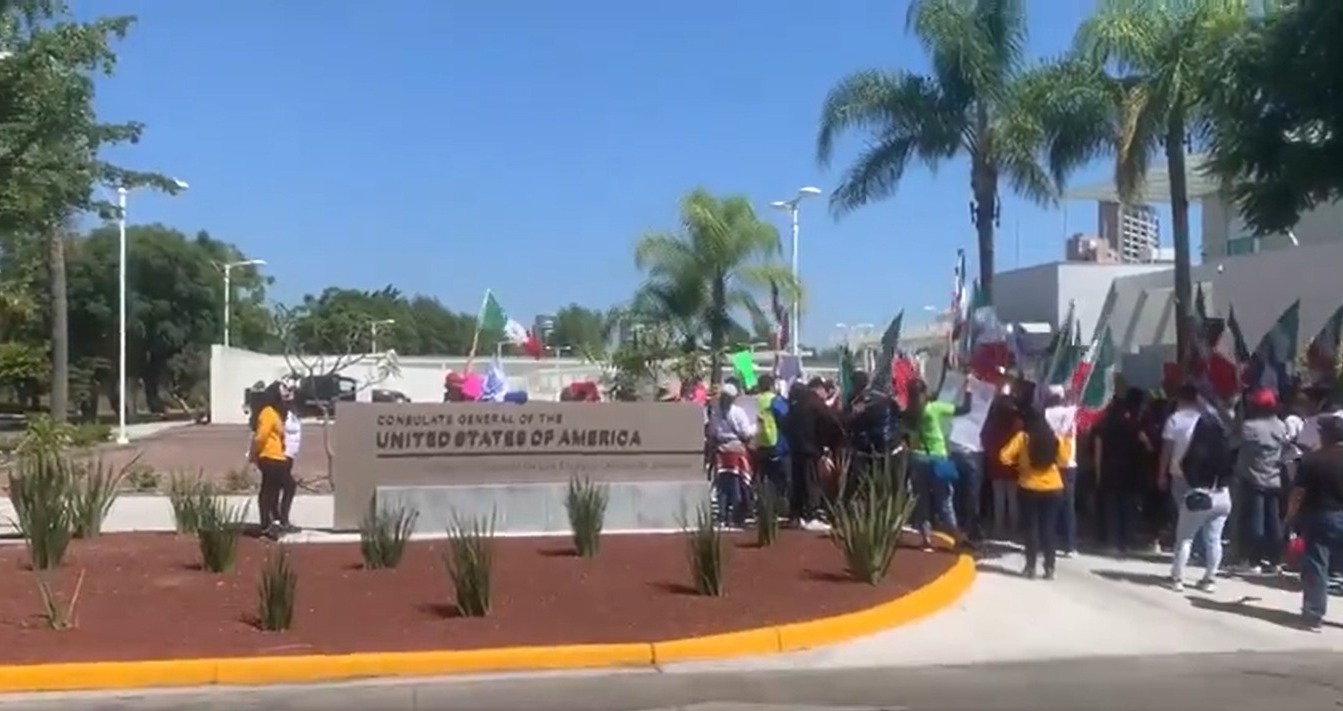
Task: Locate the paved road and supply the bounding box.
[5,652,1343,711]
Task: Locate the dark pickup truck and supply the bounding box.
[243,375,409,419]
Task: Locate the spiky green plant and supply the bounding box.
[7,451,77,570]
[684,501,725,596]
[167,471,215,534]
[359,500,418,570]
[753,478,782,547]
[443,512,496,617]
[195,497,249,573]
[257,545,298,631]
[825,451,917,584]
[69,456,135,538]
[564,476,610,557]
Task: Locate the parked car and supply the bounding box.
[371,388,410,403]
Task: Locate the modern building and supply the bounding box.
[1065,233,1120,263]
[992,261,1174,343]
[1097,201,1161,263]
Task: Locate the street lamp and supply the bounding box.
[221,258,267,348]
[370,318,395,353]
[115,178,188,445]
[769,186,823,356]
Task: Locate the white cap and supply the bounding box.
[721,383,739,398]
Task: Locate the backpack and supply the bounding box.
[1181,415,1231,490]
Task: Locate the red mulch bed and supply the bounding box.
[0,531,956,664]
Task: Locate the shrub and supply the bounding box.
[359,500,418,570]
[826,451,917,584]
[443,512,496,617]
[35,569,85,630]
[564,476,609,557]
[753,478,782,547]
[69,424,112,448]
[126,464,160,492]
[69,457,134,538]
[7,453,77,570]
[167,472,215,534]
[195,497,249,573]
[684,501,725,596]
[257,546,298,631]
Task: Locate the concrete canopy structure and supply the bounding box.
[1063,155,1222,203]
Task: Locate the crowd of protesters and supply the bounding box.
[701,363,1343,631]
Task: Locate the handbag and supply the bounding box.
[1183,488,1213,512]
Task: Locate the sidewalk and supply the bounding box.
[662,543,1343,674]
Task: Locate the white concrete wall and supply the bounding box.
[1203,194,1343,258]
[208,345,605,425]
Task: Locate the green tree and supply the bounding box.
[549,303,611,356]
[633,188,798,386]
[1061,0,1257,365]
[816,0,1077,304]
[1203,0,1342,235]
[0,0,179,421]
[282,286,488,357]
[65,224,264,414]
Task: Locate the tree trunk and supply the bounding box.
[708,275,727,386]
[970,156,998,306]
[1165,117,1194,369]
[46,229,69,423]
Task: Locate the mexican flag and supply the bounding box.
[1074,327,1116,434]
[1248,299,1300,394]
[480,291,542,358]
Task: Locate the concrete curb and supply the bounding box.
[0,555,975,693]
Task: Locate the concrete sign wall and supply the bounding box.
[331,401,706,529]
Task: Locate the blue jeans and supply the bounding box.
[714,473,748,526]
[912,455,958,543]
[1020,488,1063,574]
[950,449,984,542]
[1057,467,1078,552]
[1241,487,1285,566]
[1301,510,1343,624]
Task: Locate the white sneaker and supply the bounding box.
[1196,578,1217,593]
[1170,578,1185,592]
[802,519,831,532]
[1059,550,1076,559]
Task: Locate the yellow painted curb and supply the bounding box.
[0,554,974,693]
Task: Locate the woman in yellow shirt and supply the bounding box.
[249,381,294,539]
[999,404,1073,580]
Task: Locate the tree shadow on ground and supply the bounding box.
[1092,569,1174,588]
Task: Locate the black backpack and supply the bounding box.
[1182,415,1231,490]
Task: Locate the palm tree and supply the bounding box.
[816,0,1080,304]
[1063,0,1259,365]
[634,188,799,386]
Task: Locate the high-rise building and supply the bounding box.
[1064,232,1120,263]
[1098,201,1160,263]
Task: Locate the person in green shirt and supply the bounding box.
[905,376,973,550]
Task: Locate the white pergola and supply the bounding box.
[1062,154,1223,203]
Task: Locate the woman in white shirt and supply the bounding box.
[708,383,757,527]
[1043,385,1079,557]
[278,386,303,533]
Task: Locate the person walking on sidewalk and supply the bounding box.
[1169,407,1233,592]
[1286,414,1343,632]
[1234,388,1290,574]
[999,404,1072,580]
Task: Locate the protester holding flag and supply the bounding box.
[1096,388,1153,554]
[1043,384,1080,557]
[785,378,845,531]
[1233,388,1290,574]
[707,383,756,528]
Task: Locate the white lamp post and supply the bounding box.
[769,186,823,356]
[116,178,188,445]
[222,258,267,348]
[370,318,395,353]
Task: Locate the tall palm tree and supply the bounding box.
[1064,0,1259,365]
[634,188,799,386]
[817,0,1078,304]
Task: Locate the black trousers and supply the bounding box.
[257,457,296,528]
[790,453,823,521]
[1019,488,1064,574]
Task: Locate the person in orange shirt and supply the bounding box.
[999,404,1073,580]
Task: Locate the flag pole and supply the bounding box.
[466,289,491,371]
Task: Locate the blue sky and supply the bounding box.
[76,0,1190,346]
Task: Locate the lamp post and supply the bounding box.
[116,179,188,445]
[769,186,823,356]
[370,318,395,353]
[222,258,266,348]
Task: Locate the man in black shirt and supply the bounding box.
[1287,414,1343,632]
